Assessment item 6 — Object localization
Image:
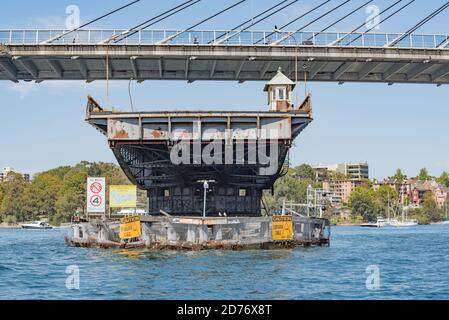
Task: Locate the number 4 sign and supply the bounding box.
[87,177,106,213]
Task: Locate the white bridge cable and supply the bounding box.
[156,0,248,44]
[210,0,294,44]
[213,0,300,44]
[270,0,352,45]
[345,0,416,46]
[437,36,449,48]
[328,0,404,46]
[43,0,141,44]
[109,0,201,43]
[386,1,449,47]
[254,0,332,44]
[306,0,374,41]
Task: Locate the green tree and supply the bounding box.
[0,185,4,211]
[348,186,378,222]
[418,168,429,181]
[375,185,399,217]
[294,164,315,181]
[422,191,441,222]
[55,168,88,223]
[392,168,407,182]
[327,171,347,181]
[274,170,311,204]
[26,172,62,221]
[0,173,30,222]
[408,208,429,225]
[437,171,449,187]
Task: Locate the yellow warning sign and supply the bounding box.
[119,216,142,239]
[272,215,293,241]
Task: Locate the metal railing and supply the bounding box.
[0,29,448,49]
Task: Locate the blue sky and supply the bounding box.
[1,0,449,179]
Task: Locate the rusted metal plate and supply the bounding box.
[143,123,169,140]
[108,119,140,140]
[106,114,295,141]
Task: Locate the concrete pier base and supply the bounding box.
[65,215,330,250]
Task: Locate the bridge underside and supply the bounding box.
[113,141,290,216]
[1,44,449,84]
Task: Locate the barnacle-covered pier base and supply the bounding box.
[65,215,330,250]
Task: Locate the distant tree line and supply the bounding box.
[0,161,147,225]
[1,162,448,225]
[350,167,449,224]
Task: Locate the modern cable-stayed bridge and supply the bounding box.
[1,0,449,84]
[1,28,449,84]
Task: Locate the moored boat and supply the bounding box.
[360,217,387,228]
[21,221,53,230]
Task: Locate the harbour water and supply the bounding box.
[0,225,449,300]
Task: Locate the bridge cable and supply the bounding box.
[345,0,416,46]
[158,0,249,44]
[329,0,404,46]
[387,1,449,47]
[111,0,201,43]
[437,35,449,48]
[45,0,141,44]
[210,0,295,44]
[254,0,332,44]
[306,0,375,41]
[213,0,300,44]
[271,0,352,45]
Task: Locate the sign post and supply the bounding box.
[87,177,106,215]
[109,185,140,241]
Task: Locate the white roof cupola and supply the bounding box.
[264,67,295,112]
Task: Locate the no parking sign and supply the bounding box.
[87,177,106,213]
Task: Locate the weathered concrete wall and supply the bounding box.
[65,215,330,250]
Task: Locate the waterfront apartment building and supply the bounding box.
[411,180,448,208]
[0,167,30,183]
[373,180,412,205]
[312,162,369,182]
[322,180,354,204]
[433,186,449,208]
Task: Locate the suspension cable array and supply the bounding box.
[111,0,202,43]
[213,0,299,44]
[271,0,352,45]
[387,1,449,47]
[157,0,248,44]
[255,0,331,44]
[345,0,415,46]
[308,0,374,41]
[39,0,449,48]
[329,0,404,46]
[44,0,141,44]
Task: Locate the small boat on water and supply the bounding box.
[360,217,387,228]
[387,206,418,227]
[388,218,418,227]
[21,221,53,230]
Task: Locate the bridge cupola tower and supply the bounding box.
[264,67,295,112]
